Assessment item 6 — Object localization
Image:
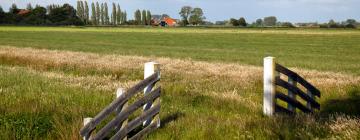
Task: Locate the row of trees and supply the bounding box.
[77,1,127,25]
[179,6,205,26]
[134,9,151,25]
[320,19,358,28]
[230,17,247,27]
[227,16,358,28]
[230,16,279,27]
[0,3,83,25]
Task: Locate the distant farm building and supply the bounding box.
[151,15,178,27]
[17,9,31,16]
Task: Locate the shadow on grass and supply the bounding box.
[321,87,360,116]
[160,112,185,129]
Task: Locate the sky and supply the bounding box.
[1,0,359,23]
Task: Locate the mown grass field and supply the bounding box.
[0,26,359,139]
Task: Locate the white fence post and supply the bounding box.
[264,57,277,116]
[83,117,93,140]
[143,62,160,127]
[115,88,128,140]
[288,78,297,112]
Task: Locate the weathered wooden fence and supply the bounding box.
[80,62,161,140]
[263,57,320,116]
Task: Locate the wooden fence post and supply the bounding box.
[83,117,93,140]
[115,88,128,140]
[264,57,277,116]
[288,78,297,112]
[143,62,160,127]
[307,90,314,111]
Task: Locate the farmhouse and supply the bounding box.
[17,9,31,15]
[151,15,178,27]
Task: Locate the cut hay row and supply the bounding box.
[0,46,359,90]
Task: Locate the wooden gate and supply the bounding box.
[80,62,161,140]
[263,57,320,116]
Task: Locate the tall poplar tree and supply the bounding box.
[100,3,104,25]
[116,4,121,25]
[84,1,89,24]
[26,3,33,10]
[91,2,97,25]
[77,1,81,18]
[142,10,146,25]
[134,9,141,25]
[124,11,127,23]
[112,3,116,25]
[146,10,151,25]
[104,3,109,25]
[96,2,100,25]
[80,1,85,21]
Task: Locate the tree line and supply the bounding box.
[179,6,206,26]
[0,1,154,26]
[0,2,358,28]
[133,9,151,25]
[227,16,358,28]
[0,3,83,25]
[82,1,127,25]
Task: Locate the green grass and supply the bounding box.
[0,26,359,139]
[0,26,359,75]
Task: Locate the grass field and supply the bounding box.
[0,26,359,139]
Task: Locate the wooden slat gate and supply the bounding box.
[80,62,161,140]
[263,57,321,116]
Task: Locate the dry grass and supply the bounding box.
[1,46,359,110]
[0,46,359,89]
[1,66,138,92]
[0,46,359,106]
[327,115,360,139]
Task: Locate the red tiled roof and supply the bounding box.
[164,17,176,26]
[18,9,31,15]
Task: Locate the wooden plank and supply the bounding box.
[275,104,295,114]
[307,90,315,111]
[275,77,320,109]
[129,121,158,140]
[79,72,159,136]
[92,87,161,140]
[110,104,161,140]
[275,92,312,113]
[275,63,320,97]
[151,98,161,128]
[287,77,296,112]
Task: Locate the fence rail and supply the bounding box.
[80,62,161,140]
[263,57,321,116]
[275,63,320,97]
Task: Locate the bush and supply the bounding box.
[345,24,357,29]
[281,22,295,28]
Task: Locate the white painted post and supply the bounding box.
[115,88,128,140]
[263,57,277,116]
[83,117,93,140]
[143,62,160,127]
[288,78,297,112]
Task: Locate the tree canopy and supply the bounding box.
[264,16,277,26]
[189,7,205,25]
